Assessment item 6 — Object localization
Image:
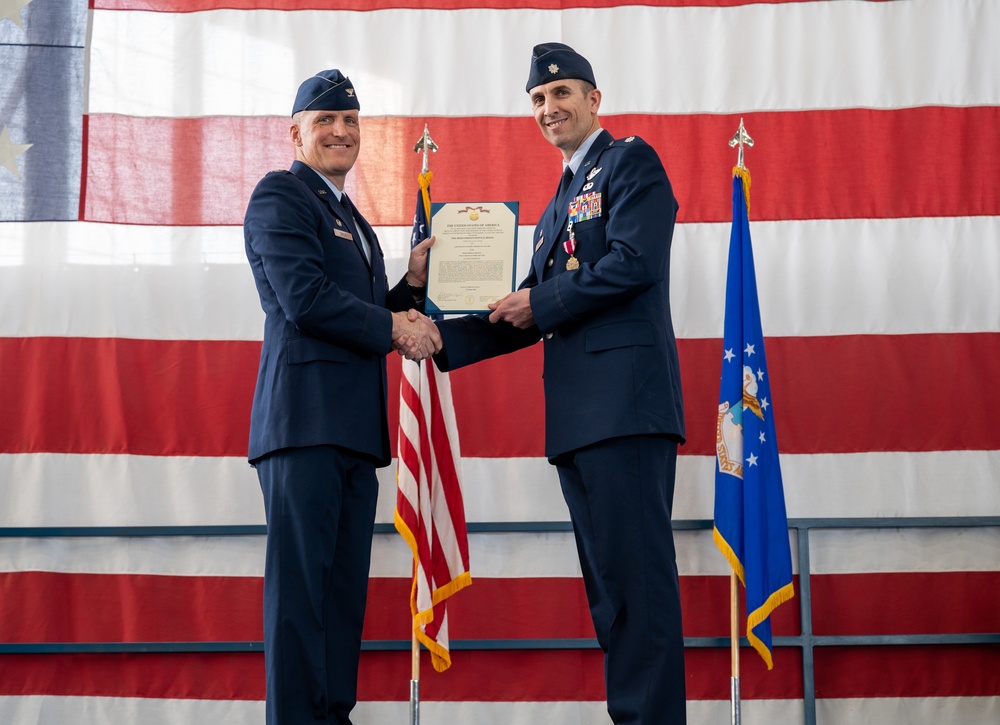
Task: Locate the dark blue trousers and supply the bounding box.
[255,446,379,725]
[555,435,687,724]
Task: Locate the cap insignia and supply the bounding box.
[548,63,559,74]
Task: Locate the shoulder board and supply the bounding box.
[607,135,647,148]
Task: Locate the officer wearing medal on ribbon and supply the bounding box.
[431,43,687,723]
[243,69,441,725]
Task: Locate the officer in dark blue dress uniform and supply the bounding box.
[244,69,440,725]
[433,43,687,723]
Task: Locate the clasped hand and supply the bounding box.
[392,309,442,361]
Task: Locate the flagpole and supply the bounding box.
[410,627,420,725]
[407,122,437,725]
[725,118,753,725]
[730,571,741,725]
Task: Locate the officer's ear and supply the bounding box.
[588,87,602,115]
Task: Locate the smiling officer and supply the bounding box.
[432,43,688,724]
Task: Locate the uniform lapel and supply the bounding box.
[290,161,372,269]
[349,203,386,280]
[533,130,613,280]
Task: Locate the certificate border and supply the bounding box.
[425,201,520,315]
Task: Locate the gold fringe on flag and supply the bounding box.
[712,524,795,670]
[419,170,433,220]
[733,165,751,214]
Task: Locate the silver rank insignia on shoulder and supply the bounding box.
[625,136,636,143]
[317,189,327,194]
[586,166,602,181]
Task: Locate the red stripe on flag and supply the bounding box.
[2,572,997,644]
[0,652,264,701]
[3,333,998,456]
[82,107,1000,226]
[0,336,257,456]
[446,333,1000,457]
[814,646,1000,699]
[3,646,997,701]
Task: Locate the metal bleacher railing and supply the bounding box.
[2,516,998,725]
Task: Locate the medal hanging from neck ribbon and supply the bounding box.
[563,221,579,270]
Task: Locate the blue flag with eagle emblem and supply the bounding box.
[714,169,795,670]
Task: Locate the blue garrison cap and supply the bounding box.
[291,69,360,116]
[525,42,596,93]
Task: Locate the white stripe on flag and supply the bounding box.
[88,3,1000,117]
[5,216,997,339]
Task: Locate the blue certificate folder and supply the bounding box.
[425,201,520,315]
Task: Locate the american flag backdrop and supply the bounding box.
[1,0,999,723]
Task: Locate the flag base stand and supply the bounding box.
[730,675,741,725]
[409,679,419,725]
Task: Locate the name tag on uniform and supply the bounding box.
[568,192,602,224]
[334,228,354,240]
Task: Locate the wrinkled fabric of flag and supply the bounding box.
[3,1,1000,721]
[0,1,84,221]
[714,171,795,669]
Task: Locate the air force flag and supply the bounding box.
[714,169,795,669]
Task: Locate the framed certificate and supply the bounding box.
[425,201,519,314]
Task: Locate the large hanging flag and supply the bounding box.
[394,169,472,673]
[3,3,999,721]
[714,167,795,669]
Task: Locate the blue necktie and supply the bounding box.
[341,193,370,263]
[553,166,573,221]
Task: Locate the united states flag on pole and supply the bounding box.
[394,169,472,673]
[714,167,795,669]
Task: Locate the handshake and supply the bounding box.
[391,308,442,361]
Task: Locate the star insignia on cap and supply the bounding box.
[0,125,32,178]
[548,63,559,74]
